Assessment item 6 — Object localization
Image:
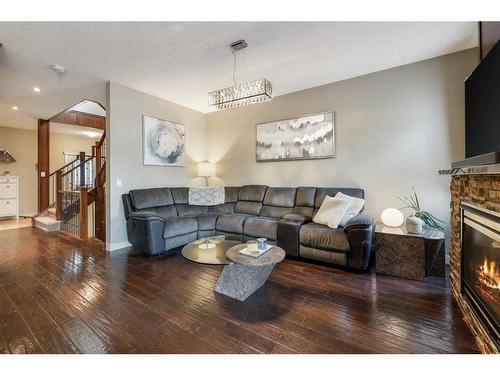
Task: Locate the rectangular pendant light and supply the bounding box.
[208,78,273,110]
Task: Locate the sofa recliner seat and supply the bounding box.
[299,222,350,252]
[243,216,279,241]
[215,213,252,234]
[163,216,198,238]
[122,184,375,270]
[195,213,220,231]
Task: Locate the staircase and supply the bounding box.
[32,132,106,241]
[33,206,60,232]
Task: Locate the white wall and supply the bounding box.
[205,49,478,247]
[106,82,206,249]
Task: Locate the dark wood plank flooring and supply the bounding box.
[0,227,479,354]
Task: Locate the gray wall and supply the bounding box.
[106,82,206,249]
[106,49,478,252]
[0,126,101,215]
[205,49,478,246]
[0,126,38,215]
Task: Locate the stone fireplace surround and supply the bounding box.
[450,173,500,353]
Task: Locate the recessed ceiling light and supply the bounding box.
[50,64,66,74]
[12,106,18,111]
[33,87,41,93]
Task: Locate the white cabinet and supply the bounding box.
[0,176,19,219]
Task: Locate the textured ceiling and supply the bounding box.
[0,21,478,121]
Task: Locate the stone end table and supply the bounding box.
[214,244,285,301]
[374,223,445,281]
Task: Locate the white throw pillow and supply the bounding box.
[335,192,365,227]
[313,196,352,229]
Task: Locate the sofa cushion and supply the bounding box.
[130,188,174,210]
[243,216,279,240]
[208,203,235,214]
[170,187,189,204]
[283,213,312,222]
[215,214,251,234]
[260,206,292,218]
[225,187,240,203]
[300,223,350,252]
[234,201,263,216]
[163,216,198,238]
[259,187,296,218]
[176,204,208,216]
[238,185,268,201]
[295,187,316,207]
[196,213,220,231]
[292,206,314,218]
[263,187,296,207]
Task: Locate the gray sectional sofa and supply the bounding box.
[122,185,375,270]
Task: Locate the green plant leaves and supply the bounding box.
[398,188,445,231]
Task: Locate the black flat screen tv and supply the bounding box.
[465,40,500,159]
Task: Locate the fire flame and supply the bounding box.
[478,257,500,290]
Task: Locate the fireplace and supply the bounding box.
[461,202,500,348]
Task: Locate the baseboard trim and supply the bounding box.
[106,241,132,252]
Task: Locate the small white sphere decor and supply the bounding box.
[381,208,404,227]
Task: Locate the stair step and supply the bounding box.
[48,207,56,218]
[34,215,61,232]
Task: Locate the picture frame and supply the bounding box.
[255,111,335,162]
[142,115,186,167]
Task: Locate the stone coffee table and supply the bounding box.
[213,244,285,301]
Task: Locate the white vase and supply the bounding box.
[406,215,423,234]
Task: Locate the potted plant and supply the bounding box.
[398,188,445,233]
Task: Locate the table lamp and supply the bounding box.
[197,162,216,186]
[381,208,404,227]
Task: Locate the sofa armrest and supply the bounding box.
[344,214,374,229]
[343,214,375,271]
[126,211,166,256]
[278,215,311,257]
[129,211,166,222]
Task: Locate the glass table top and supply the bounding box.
[181,235,245,265]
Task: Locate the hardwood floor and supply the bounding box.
[0,227,479,354]
[0,218,32,232]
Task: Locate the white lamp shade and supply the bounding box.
[197,162,216,177]
[381,208,404,227]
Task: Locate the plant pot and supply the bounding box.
[406,215,423,234]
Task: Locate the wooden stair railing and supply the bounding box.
[55,153,95,219]
[34,131,106,241]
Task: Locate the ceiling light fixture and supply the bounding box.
[33,87,41,93]
[12,106,18,111]
[50,64,67,74]
[208,40,273,110]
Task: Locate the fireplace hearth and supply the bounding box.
[461,202,500,349]
[449,174,500,353]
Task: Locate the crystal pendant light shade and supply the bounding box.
[209,78,273,110]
